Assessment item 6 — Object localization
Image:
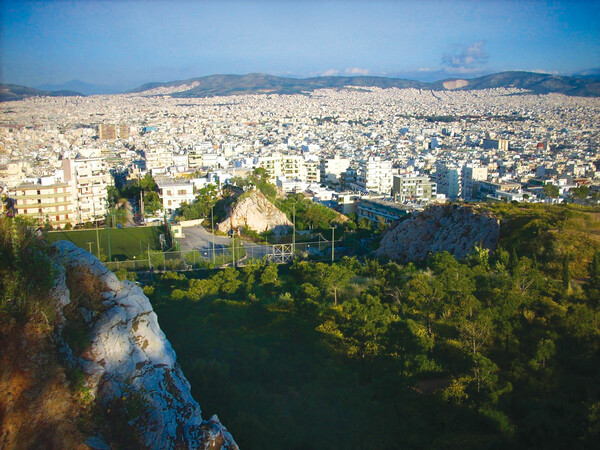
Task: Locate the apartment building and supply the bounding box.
[155,178,196,213]
[392,175,437,202]
[320,156,351,188]
[462,165,488,200]
[98,123,129,140]
[257,153,320,184]
[435,163,462,199]
[355,157,393,195]
[144,148,174,173]
[188,142,214,168]
[63,155,112,223]
[11,178,76,228]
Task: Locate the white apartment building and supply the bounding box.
[356,157,393,195]
[435,163,462,199]
[144,148,174,173]
[462,165,488,200]
[321,156,351,188]
[188,142,214,168]
[392,175,437,202]
[257,153,320,184]
[155,178,196,214]
[63,155,112,223]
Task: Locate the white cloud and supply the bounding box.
[321,69,340,76]
[345,67,370,76]
[442,41,489,72]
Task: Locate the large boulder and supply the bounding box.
[217,189,292,235]
[376,204,500,262]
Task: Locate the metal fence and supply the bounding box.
[103,235,373,273]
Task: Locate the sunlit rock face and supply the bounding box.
[376,204,500,262]
[52,241,238,449]
[217,189,292,235]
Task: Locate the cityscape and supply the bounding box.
[1,1,600,449]
[2,83,599,229]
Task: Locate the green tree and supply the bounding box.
[318,263,355,306]
[406,273,441,338]
[570,186,589,201]
[543,184,559,199]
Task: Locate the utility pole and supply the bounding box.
[211,205,215,265]
[232,234,235,268]
[331,226,335,263]
[106,203,112,262]
[93,201,100,259]
[292,203,296,255]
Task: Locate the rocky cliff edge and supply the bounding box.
[52,240,238,449]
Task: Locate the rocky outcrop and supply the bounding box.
[51,241,237,449]
[218,189,291,235]
[376,204,500,262]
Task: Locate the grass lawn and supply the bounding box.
[46,226,166,260]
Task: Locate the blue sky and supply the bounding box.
[1,0,598,90]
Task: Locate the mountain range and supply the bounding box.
[2,71,600,101]
[0,84,82,102]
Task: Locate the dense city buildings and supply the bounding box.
[1,85,599,226]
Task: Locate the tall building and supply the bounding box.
[392,175,437,202]
[356,157,393,195]
[435,163,461,199]
[462,165,488,200]
[482,138,509,151]
[320,156,351,188]
[98,123,129,140]
[63,155,112,223]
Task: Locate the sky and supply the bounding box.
[1,0,599,92]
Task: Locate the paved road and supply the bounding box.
[178,225,231,252]
[178,225,275,261]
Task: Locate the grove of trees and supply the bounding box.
[148,237,600,448]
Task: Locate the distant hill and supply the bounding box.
[130,71,600,98]
[0,84,83,102]
[35,80,122,95]
[4,71,600,101]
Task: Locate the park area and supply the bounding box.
[46,226,167,261]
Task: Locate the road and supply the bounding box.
[178,224,275,261]
[178,225,231,252]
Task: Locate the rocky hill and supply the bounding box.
[376,204,500,262]
[217,189,291,235]
[129,71,600,98]
[0,240,237,449]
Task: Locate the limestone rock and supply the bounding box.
[376,204,500,262]
[217,189,292,235]
[51,241,238,449]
